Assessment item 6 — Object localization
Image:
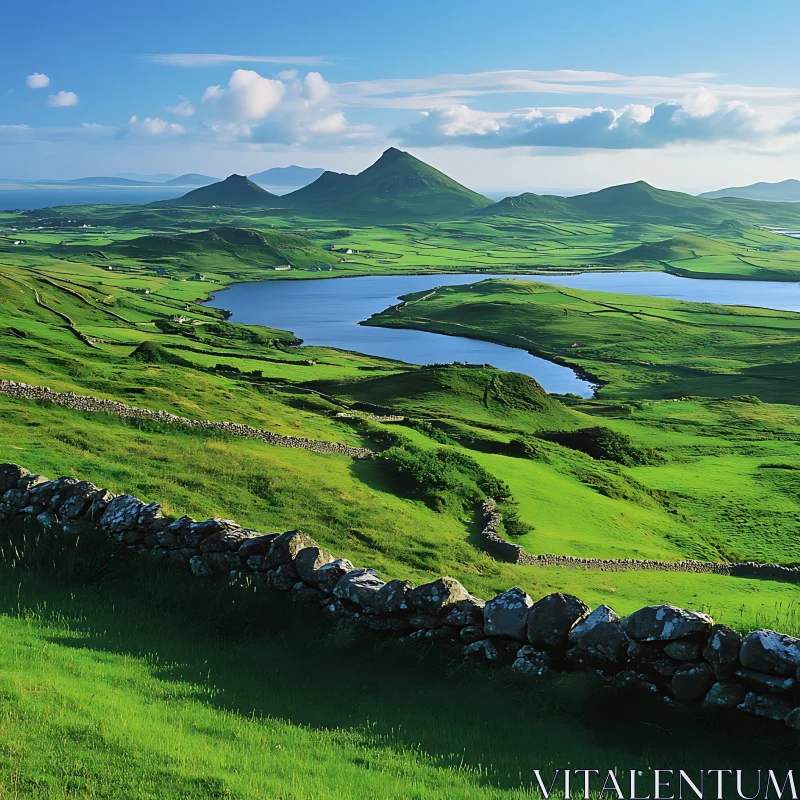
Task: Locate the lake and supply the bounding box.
[206,271,800,398]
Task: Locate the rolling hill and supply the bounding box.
[281,148,494,220]
[154,174,280,207]
[249,166,325,188]
[699,179,800,202]
[601,234,739,265]
[478,180,800,228]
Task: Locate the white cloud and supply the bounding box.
[47,90,79,107]
[166,96,196,117]
[200,70,373,146]
[394,94,798,151]
[25,73,50,89]
[143,53,329,67]
[125,115,185,137]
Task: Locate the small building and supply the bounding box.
[191,273,205,281]
[273,265,292,271]
[12,240,26,245]
[171,315,188,324]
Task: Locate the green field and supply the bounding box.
[3,155,800,793]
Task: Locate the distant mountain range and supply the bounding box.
[149,149,800,228]
[249,166,325,187]
[699,179,800,202]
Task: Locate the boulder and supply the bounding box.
[735,669,797,694]
[671,662,715,702]
[100,495,148,542]
[0,464,28,493]
[567,605,629,665]
[739,630,800,677]
[785,708,800,730]
[290,582,327,606]
[409,577,473,615]
[295,546,335,583]
[204,551,243,573]
[238,532,280,560]
[188,555,212,578]
[18,474,48,492]
[527,593,590,649]
[368,579,414,615]
[155,516,195,549]
[702,624,742,680]
[53,481,99,519]
[246,555,266,571]
[484,588,533,642]
[622,604,712,642]
[737,692,793,722]
[264,530,319,570]
[459,625,485,644]
[266,562,299,591]
[704,681,746,709]
[306,558,355,593]
[512,645,551,676]
[663,641,701,661]
[333,568,385,609]
[443,598,485,627]
[199,522,251,552]
[463,639,511,666]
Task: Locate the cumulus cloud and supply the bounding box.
[124,115,185,137]
[25,73,50,89]
[394,94,796,150]
[47,90,79,107]
[166,96,195,116]
[200,69,373,146]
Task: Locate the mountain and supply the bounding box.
[71,176,156,186]
[249,166,325,188]
[113,172,179,183]
[281,148,494,220]
[163,173,219,187]
[477,180,800,227]
[155,174,279,207]
[699,179,800,202]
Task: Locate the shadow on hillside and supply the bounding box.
[24,560,795,792]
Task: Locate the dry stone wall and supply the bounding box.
[3,461,800,731]
[480,499,800,582]
[0,380,373,459]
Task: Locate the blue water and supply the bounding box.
[0,187,187,211]
[206,271,800,398]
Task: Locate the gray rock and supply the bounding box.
[702,624,742,680]
[0,464,28,493]
[484,587,533,641]
[290,581,326,606]
[199,522,250,552]
[238,532,280,560]
[464,639,507,665]
[739,630,800,677]
[735,668,797,694]
[409,577,473,615]
[785,708,800,730]
[266,562,299,591]
[295,546,334,582]
[156,516,195,549]
[704,681,746,709]
[408,614,444,630]
[737,692,793,722]
[663,641,702,661]
[333,568,385,609]
[18,474,48,492]
[189,555,212,578]
[622,604,713,642]
[246,555,266,571]
[204,551,242,572]
[527,593,590,649]
[368,579,414,615]
[443,597,485,627]
[459,625,485,644]
[55,481,99,519]
[568,605,629,664]
[265,530,319,570]
[307,558,354,592]
[512,645,550,676]
[35,511,57,528]
[614,670,659,693]
[99,495,144,537]
[671,662,715,702]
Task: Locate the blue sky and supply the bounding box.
[3,0,800,191]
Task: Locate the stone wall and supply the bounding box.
[481,499,800,582]
[2,461,800,731]
[0,380,373,459]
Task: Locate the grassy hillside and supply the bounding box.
[282,148,494,221]
[700,179,800,202]
[158,174,280,207]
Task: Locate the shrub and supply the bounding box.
[537,426,663,467]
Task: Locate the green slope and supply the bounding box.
[700,179,800,202]
[156,174,280,207]
[602,233,740,264]
[478,181,800,228]
[282,148,494,221]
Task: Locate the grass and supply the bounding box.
[0,519,796,799]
